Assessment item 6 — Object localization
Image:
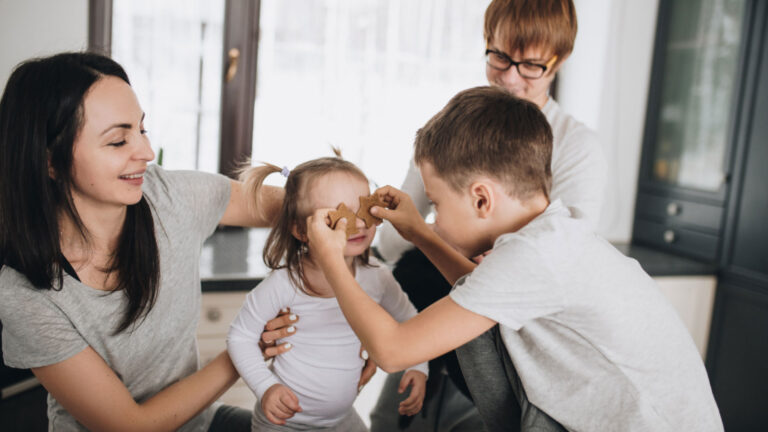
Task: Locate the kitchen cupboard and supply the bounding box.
[636,0,768,428]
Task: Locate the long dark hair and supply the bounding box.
[240,157,372,295]
[0,52,160,334]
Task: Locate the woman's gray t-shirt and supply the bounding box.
[0,164,231,431]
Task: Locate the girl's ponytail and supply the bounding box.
[239,162,283,223]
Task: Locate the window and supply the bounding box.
[253,0,487,187]
[110,0,225,172]
[93,0,489,187]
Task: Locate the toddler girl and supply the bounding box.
[228,157,428,431]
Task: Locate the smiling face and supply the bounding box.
[69,76,155,214]
[485,44,562,108]
[306,171,376,258]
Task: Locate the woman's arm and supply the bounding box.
[32,347,238,432]
[219,180,284,227]
[550,128,606,230]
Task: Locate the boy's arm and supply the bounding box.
[375,269,429,376]
[371,185,476,285]
[306,210,496,372]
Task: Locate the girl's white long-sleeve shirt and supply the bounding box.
[227,257,428,428]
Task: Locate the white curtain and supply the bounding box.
[253,0,489,188]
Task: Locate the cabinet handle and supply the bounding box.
[206,308,222,322]
[663,230,676,244]
[666,202,681,216]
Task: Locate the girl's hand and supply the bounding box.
[259,308,298,359]
[370,186,430,243]
[397,370,427,416]
[261,384,302,425]
[306,208,348,262]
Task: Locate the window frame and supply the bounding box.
[88,0,259,178]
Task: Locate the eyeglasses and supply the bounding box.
[485,49,558,79]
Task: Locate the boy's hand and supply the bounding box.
[371,186,430,243]
[306,208,348,263]
[397,370,427,416]
[261,384,302,425]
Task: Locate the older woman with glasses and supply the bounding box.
[370,1,607,431]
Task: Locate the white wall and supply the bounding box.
[0,0,89,93]
[559,0,660,243]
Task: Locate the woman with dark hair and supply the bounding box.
[0,52,282,431]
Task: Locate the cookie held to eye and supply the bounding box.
[357,194,387,228]
[328,203,359,236]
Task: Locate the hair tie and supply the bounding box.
[280,166,290,178]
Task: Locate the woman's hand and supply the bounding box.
[306,208,348,264]
[261,383,302,425]
[397,370,427,416]
[259,308,298,359]
[357,348,377,392]
[371,186,430,243]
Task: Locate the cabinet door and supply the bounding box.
[707,4,768,428]
[640,0,748,198]
[706,278,768,430]
[723,0,768,277]
[633,0,753,260]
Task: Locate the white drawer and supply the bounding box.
[198,335,227,367]
[653,275,717,359]
[198,292,249,337]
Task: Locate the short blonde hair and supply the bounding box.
[484,0,578,67]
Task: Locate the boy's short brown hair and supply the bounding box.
[414,86,552,201]
[485,0,577,66]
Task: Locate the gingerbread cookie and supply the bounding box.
[357,194,387,228]
[328,203,359,236]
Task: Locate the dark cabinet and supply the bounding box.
[707,277,768,430]
[706,1,768,426]
[633,0,750,261]
[637,0,768,429]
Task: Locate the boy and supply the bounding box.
[307,86,723,431]
[375,1,604,428]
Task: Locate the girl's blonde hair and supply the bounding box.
[240,156,372,295]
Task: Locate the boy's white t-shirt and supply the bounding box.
[228,257,428,428]
[450,200,723,431]
[377,97,606,263]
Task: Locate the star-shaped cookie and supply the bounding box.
[328,203,359,236]
[357,194,387,228]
